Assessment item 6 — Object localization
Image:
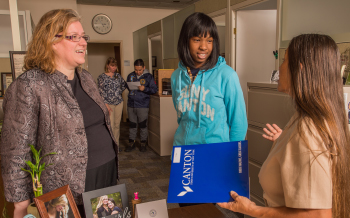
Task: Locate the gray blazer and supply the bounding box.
[0,68,118,204]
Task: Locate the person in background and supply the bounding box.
[0,9,118,218]
[97,57,127,149]
[171,12,248,207]
[218,34,350,218]
[124,59,158,152]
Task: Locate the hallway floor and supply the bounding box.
[118,121,242,218]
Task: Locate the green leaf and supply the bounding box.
[25,160,36,170]
[39,163,46,172]
[20,168,33,176]
[41,152,57,160]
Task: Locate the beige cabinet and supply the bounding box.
[246,82,295,217]
[246,83,350,218]
[148,95,178,156]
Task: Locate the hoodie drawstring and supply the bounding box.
[198,71,205,127]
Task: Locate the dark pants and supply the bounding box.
[128,107,149,142]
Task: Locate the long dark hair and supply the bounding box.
[288,34,350,217]
[177,12,220,70]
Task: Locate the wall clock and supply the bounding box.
[92,13,112,34]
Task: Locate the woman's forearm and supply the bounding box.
[14,199,30,218]
[251,206,331,218]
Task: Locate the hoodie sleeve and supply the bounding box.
[142,74,158,95]
[224,70,248,141]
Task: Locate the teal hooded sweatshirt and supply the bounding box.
[171,56,248,146]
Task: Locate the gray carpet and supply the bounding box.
[118,121,243,218]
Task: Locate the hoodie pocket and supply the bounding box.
[186,125,208,145]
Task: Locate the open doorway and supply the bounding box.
[233,0,278,103]
[148,33,163,76]
[212,14,226,58]
[87,42,122,82]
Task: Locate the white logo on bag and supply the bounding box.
[178,149,195,197]
[177,186,193,196]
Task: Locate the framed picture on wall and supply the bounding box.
[1,72,13,95]
[34,185,81,218]
[152,56,157,68]
[9,51,26,80]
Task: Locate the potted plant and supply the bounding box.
[22,144,56,217]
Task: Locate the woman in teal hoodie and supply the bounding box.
[171,12,248,147]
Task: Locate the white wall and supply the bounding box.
[77,5,177,79]
[236,10,277,103]
[0,1,177,79]
[0,0,78,24]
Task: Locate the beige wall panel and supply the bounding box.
[133,27,149,62]
[0,0,77,24]
[147,20,161,36]
[174,5,195,53]
[194,0,226,14]
[162,14,175,59]
[163,58,179,69]
[0,58,11,73]
[231,0,250,6]
[78,4,177,78]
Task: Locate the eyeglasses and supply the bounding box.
[55,34,90,42]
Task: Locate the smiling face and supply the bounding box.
[134,65,145,76]
[189,33,213,68]
[56,204,65,212]
[52,21,87,71]
[108,200,115,209]
[278,49,292,95]
[103,197,109,205]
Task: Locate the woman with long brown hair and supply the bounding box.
[218,34,350,217]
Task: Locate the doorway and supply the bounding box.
[148,32,163,76]
[87,42,122,82]
[234,0,278,103]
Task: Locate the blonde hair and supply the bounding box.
[95,195,108,213]
[47,194,69,218]
[24,9,81,74]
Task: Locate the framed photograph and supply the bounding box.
[34,185,81,218]
[152,56,157,68]
[270,70,279,83]
[82,184,130,218]
[9,51,26,80]
[1,72,13,95]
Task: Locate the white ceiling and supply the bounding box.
[76,0,201,9]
